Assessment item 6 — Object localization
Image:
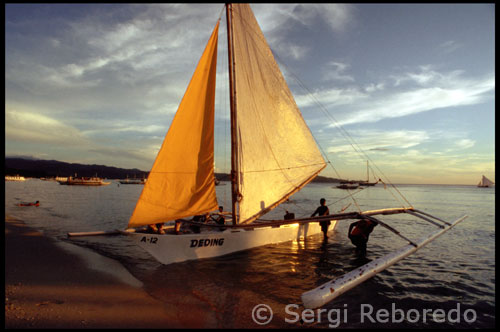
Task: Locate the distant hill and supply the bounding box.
[5,157,344,183]
[5,157,147,179]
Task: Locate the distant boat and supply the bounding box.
[477,175,494,188]
[336,183,359,190]
[17,201,40,207]
[119,177,146,185]
[5,175,26,181]
[40,177,56,181]
[358,160,379,187]
[57,176,110,186]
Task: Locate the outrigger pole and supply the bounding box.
[301,212,467,309]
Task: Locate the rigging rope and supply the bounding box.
[272,51,414,209]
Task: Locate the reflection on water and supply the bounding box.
[5,180,495,328]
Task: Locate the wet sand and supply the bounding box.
[5,215,297,329]
[4,215,210,328]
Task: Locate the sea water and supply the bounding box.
[4,179,495,328]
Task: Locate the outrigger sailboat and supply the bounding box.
[69,4,467,308]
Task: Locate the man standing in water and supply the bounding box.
[348,218,378,255]
[311,198,330,240]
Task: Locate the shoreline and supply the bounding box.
[5,215,189,328]
[4,215,292,329]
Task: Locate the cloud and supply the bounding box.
[276,42,309,60]
[302,66,495,127]
[5,108,90,146]
[455,138,475,149]
[326,130,430,155]
[439,40,462,54]
[322,61,355,82]
[253,4,354,60]
[295,87,368,110]
[253,4,354,34]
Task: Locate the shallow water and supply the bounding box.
[5,179,495,328]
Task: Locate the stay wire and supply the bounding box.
[272,51,413,209]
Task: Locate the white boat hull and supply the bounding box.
[126,220,337,265]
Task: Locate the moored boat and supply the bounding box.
[119,177,146,185]
[16,200,40,207]
[57,176,110,186]
[5,175,26,181]
[336,183,360,190]
[358,161,379,186]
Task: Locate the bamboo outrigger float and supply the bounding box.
[301,211,467,309]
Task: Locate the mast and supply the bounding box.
[366,160,369,182]
[226,3,239,225]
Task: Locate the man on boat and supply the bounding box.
[190,213,210,233]
[210,206,227,231]
[210,206,226,225]
[348,218,378,255]
[147,223,165,235]
[311,198,330,240]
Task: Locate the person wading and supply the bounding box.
[348,218,378,255]
[311,198,330,240]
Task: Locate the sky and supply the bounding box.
[5,3,495,185]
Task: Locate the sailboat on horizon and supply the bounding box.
[359,160,379,186]
[477,175,494,188]
[69,4,467,308]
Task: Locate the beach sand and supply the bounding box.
[5,215,296,329]
[4,215,212,329]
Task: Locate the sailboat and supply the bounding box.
[358,160,379,186]
[477,175,494,188]
[123,3,331,265]
[70,4,467,308]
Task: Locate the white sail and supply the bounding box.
[478,175,494,187]
[231,4,326,224]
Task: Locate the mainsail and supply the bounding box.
[128,22,220,228]
[230,4,326,224]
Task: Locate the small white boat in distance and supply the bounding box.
[5,175,26,181]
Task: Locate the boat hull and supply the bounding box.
[5,175,26,181]
[57,180,111,186]
[119,180,145,185]
[126,220,337,265]
[17,202,39,207]
[336,184,359,190]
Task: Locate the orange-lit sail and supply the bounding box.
[128,21,220,228]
